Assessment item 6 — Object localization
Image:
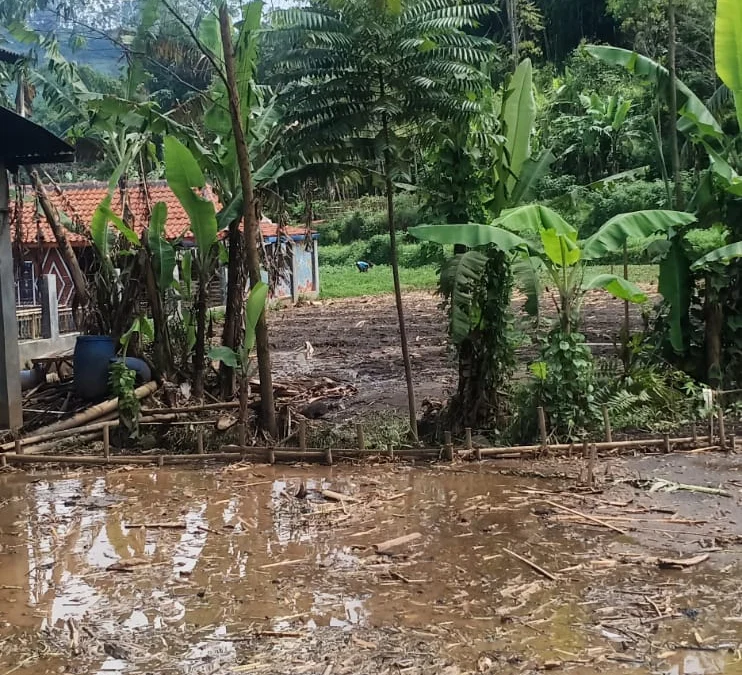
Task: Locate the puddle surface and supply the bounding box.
[1,464,741,674]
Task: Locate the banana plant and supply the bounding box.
[208,281,269,421]
[164,135,220,399]
[411,206,696,335]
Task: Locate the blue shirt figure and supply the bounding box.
[356,261,372,273]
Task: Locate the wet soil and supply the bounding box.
[1,453,740,674]
[268,290,649,416]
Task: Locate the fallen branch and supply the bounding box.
[320,489,360,503]
[648,479,732,497]
[503,548,558,581]
[657,553,710,569]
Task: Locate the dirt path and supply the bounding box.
[268,290,650,416]
[0,454,740,674]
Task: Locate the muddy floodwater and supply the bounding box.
[1,459,741,674]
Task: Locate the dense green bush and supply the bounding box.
[318,236,447,268]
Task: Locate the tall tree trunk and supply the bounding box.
[28,168,89,327]
[705,281,723,388]
[219,3,278,437]
[384,146,418,440]
[506,0,519,66]
[667,0,684,210]
[220,217,245,398]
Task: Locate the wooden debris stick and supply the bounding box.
[197,430,205,455]
[125,522,186,529]
[356,423,364,450]
[587,444,596,488]
[1,418,119,453]
[543,499,630,536]
[731,434,736,453]
[657,553,710,569]
[325,446,333,466]
[503,547,557,581]
[259,558,307,570]
[692,422,698,444]
[320,489,359,503]
[444,431,454,462]
[373,532,422,555]
[103,423,110,459]
[141,401,240,415]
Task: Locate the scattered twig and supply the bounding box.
[503,547,558,581]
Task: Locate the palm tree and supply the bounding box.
[268,0,494,438]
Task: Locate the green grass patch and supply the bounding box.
[320,264,438,299]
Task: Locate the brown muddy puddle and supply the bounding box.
[0,464,741,674]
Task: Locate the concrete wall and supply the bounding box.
[18,333,78,369]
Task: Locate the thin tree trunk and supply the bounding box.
[28,168,89,324]
[193,270,208,399]
[384,147,418,440]
[667,0,684,209]
[705,286,723,388]
[220,217,245,398]
[219,3,278,437]
[142,242,173,377]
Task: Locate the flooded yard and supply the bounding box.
[1,457,742,674]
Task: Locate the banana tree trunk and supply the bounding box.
[193,269,208,399]
[705,291,723,388]
[219,3,278,437]
[667,0,685,209]
[220,217,246,398]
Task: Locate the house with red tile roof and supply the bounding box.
[9,181,319,307]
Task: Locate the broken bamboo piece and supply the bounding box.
[503,547,557,581]
[103,423,110,459]
[356,423,364,450]
[299,419,307,453]
[543,499,630,536]
[373,532,422,555]
[444,431,454,462]
[141,401,240,415]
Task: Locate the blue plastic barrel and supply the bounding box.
[109,357,152,385]
[74,335,116,400]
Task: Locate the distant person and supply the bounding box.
[356,261,374,273]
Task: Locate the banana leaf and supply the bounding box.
[503,58,535,193]
[582,210,696,261]
[691,242,742,270]
[584,274,647,303]
[715,0,742,129]
[439,250,487,344]
[659,238,691,352]
[147,202,176,293]
[408,223,531,252]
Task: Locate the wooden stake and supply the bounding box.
[602,405,612,443]
[582,438,589,459]
[299,419,307,453]
[388,443,394,461]
[157,454,164,467]
[14,438,23,455]
[356,423,365,450]
[691,422,698,445]
[709,410,714,443]
[587,444,596,488]
[466,428,480,461]
[197,430,205,455]
[1,454,6,467]
[267,447,275,465]
[325,446,333,466]
[730,434,736,454]
[718,408,727,450]
[663,433,671,454]
[567,442,573,458]
[444,431,454,462]
[537,407,547,450]
[237,422,246,446]
[103,424,110,460]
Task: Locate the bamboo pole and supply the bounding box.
[142,402,239,415]
[663,433,670,454]
[356,423,365,450]
[103,424,110,459]
[2,418,120,453]
[299,420,307,453]
[444,431,454,462]
[17,381,158,441]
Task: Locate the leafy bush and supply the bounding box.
[318,237,448,268]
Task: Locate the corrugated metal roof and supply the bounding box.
[0,47,22,64]
[0,106,75,167]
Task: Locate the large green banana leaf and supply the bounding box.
[585,45,722,140]
[147,202,176,293]
[408,223,531,252]
[164,136,218,262]
[439,251,488,344]
[491,203,575,236]
[582,210,696,261]
[659,238,691,353]
[503,59,535,194]
[584,274,647,303]
[691,242,742,270]
[715,0,742,129]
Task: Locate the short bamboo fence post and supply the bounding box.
[537,407,548,452]
[197,430,204,455]
[14,438,23,455]
[663,433,671,454]
[602,405,612,443]
[718,408,727,450]
[325,446,333,466]
[299,420,307,454]
[444,432,454,462]
[356,423,365,451]
[103,424,110,459]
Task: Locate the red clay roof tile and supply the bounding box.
[9,181,311,247]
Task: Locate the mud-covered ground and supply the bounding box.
[268,290,649,416]
[1,452,741,675]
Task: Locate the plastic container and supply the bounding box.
[74,335,116,400]
[109,357,152,385]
